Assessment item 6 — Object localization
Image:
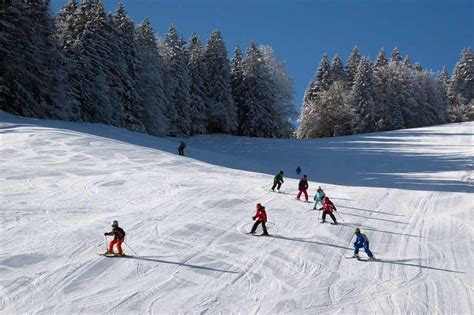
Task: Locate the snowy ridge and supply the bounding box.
[0,112,473,314]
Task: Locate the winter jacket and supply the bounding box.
[105,227,126,241]
[314,190,326,202]
[253,207,267,222]
[354,233,369,246]
[178,142,186,150]
[298,178,308,190]
[274,173,284,183]
[319,199,336,213]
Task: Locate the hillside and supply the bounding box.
[0,111,472,314]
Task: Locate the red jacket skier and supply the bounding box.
[319,196,338,224]
[104,220,126,256]
[297,175,309,201]
[250,203,269,236]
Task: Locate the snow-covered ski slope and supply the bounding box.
[1,111,473,314]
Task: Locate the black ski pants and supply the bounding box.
[250,220,268,234]
[271,181,282,191]
[322,211,337,223]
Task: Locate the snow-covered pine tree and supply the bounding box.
[230,46,247,135]
[187,33,208,135]
[447,48,474,122]
[1,0,62,118]
[204,30,237,133]
[297,54,331,138]
[330,54,346,84]
[163,26,192,135]
[259,45,296,137]
[403,55,412,68]
[111,4,144,132]
[134,18,168,135]
[239,42,279,137]
[345,46,361,87]
[374,48,388,70]
[314,81,352,137]
[351,58,377,133]
[391,47,402,63]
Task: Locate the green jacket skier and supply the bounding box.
[271,171,284,192]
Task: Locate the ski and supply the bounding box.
[98,253,133,258]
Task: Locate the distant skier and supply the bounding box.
[178,141,186,156]
[249,203,269,236]
[271,171,284,192]
[352,228,375,260]
[296,166,301,175]
[319,196,337,224]
[104,220,126,256]
[296,175,309,201]
[312,186,326,210]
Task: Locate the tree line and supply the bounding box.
[298,46,473,138]
[1,0,296,138]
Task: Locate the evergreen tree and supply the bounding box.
[345,46,361,87]
[163,26,193,135]
[260,45,296,137]
[391,47,401,63]
[239,42,278,137]
[230,46,247,134]
[374,48,388,70]
[205,30,237,133]
[351,58,377,133]
[330,54,346,83]
[187,33,208,134]
[298,54,331,138]
[111,3,144,132]
[134,19,168,135]
[447,48,474,122]
[1,0,64,118]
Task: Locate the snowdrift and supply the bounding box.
[0,111,472,314]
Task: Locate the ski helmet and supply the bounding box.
[354,227,361,233]
[112,220,118,227]
[256,203,262,209]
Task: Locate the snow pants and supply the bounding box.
[250,220,268,234]
[297,189,308,201]
[322,211,337,223]
[271,181,282,191]
[313,197,323,209]
[354,242,373,257]
[178,148,184,156]
[109,239,123,254]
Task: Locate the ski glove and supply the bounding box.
[252,216,256,220]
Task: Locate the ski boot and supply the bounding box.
[368,256,376,261]
[352,254,359,259]
[105,250,114,255]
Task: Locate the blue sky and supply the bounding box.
[51,0,473,111]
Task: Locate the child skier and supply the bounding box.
[296,175,309,201]
[271,171,284,192]
[104,220,126,256]
[319,196,337,224]
[250,203,269,236]
[296,166,301,175]
[312,186,326,210]
[353,228,375,260]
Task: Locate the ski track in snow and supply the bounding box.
[0,112,473,314]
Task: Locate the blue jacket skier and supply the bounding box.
[312,186,326,210]
[353,228,375,260]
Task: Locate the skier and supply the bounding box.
[271,170,284,192]
[296,166,301,175]
[312,186,326,210]
[352,228,375,260]
[104,220,126,256]
[319,196,337,224]
[296,175,309,201]
[250,203,269,236]
[178,141,186,156]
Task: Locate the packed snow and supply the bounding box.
[0,111,472,314]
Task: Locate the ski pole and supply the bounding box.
[335,211,345,222]
[104,236,108,251]
[124,241,139,256]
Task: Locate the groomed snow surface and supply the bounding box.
[0,111,473,314]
